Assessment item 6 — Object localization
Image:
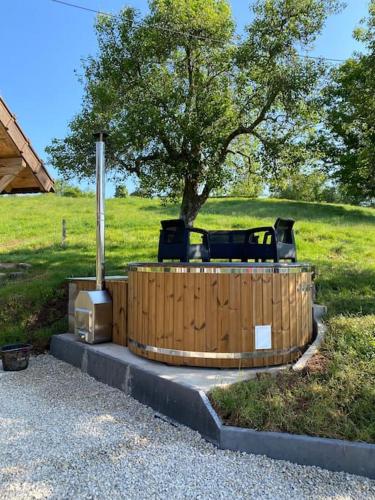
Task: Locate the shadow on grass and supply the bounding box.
[316,263,375,316]
[0,242,154,282]
[140,198,375,226]
[197,199,375,226]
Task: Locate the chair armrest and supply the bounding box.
[188,227,210,253]
[188,227,208,236]
[247,226,274,234]
[246,226,276,243]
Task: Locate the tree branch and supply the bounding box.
[116,151,163,175]
[220,88,279,162]
[200,182,212,200]
[227,149,252,161]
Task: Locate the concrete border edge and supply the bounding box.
[293,303,327,372]
[50,332,375,480]
[198,392,375,479]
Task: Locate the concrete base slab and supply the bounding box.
[52,333,287,392]
[50,315,375,480]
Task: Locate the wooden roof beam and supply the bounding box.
[0,97,54,193]
[0,157,26,175]
[0,174,16,192]
[0,157,27,193]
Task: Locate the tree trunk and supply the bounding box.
[179,177,209,226]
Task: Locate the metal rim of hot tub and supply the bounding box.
[127,262,314,368]
[127,262,314,273]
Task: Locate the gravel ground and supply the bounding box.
[0,355,374,500]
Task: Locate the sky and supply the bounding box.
[0,0,371,197]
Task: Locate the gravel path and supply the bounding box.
[0,355,374,500]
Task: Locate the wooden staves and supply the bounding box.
[127,265,314,368]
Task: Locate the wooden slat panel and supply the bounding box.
[205,274,218,368]
[147,273,156,356]
[164,272,174,349]
[128,273,133,344]
[301,273,312,346]
[262,274,273,367]
[194,273,206,367]
[300,273,307,346]
[307,274,313,342]
[134,272,143,357]
[272,273,282,365]
[126,269,313,368]
[296,273,302,357]
[142,274,149,354]
[108,282,119,344]
[183,273,195,366]
[281,274,290,364]
[229,273,241,369]
[252,274,263,368]
[155,272,165,362]
[240,274,253,368]
[138,273,145,350]
[217,274,231,368]
[289,274,297,363]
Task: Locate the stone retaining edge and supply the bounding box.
[198,395,375,479]
[50,309,375,480]
[218,423,375,479]
[293,304,327,372]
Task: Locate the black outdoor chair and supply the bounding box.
[243,226,278,262]
[244,218,297,262]
[207,230,259,261]
[157,219,210,263]
[274,217,297,262]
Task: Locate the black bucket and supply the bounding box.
[0,343,32,371]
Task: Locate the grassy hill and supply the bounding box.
[1,195,374,344]
[0,195,374,442]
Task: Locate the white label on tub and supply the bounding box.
[255,325,272,350]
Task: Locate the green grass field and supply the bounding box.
[0,194,374,441]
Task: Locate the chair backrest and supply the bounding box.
[160,219,187,245]
[274,218,295,244]
[161,219,186,230]
[208,230,249,260]
[208,230,248,245]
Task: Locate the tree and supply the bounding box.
[129,185,152,197]
[224,137,264,197]
[114,184,129,198]
[320,1,375,204]
[54,179,94,198]
[47,0,339,224]
[269,168,344,203]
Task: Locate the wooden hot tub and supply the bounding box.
[127,262,314,368]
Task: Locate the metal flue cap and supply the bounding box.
[93,131,109,142]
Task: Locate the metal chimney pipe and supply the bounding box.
[93,131,108,291]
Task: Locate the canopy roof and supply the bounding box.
[0,97,54,194]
